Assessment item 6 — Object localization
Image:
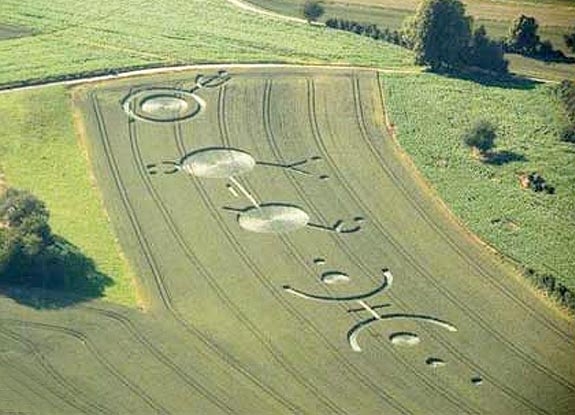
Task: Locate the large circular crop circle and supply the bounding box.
[238,205,309,234]
[182,149,256,179]
[122,88,203,122]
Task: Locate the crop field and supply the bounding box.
[0,67,573,414]
[245,0,575,80]
[0,0,413,88]
[380,72,575,289]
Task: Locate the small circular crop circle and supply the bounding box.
[389,332,420,347]
[182,148,256,179]
[238,205,310,234]
[122,88,204,122]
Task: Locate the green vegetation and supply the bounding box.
[382,72,575,290]
[0,0,413,87]
[0,188,112,299]
[566,28,575,53]
[0,86,137,306]
[246,0,575,79]
[463,120,496,154]
[303,0,325,22]
[410,0,472,70]
[554,80,575,143]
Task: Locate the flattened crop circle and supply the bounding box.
[182,149,256,178]
[389,332,420,347]
[238,205,309,233]
[122,89,203,122]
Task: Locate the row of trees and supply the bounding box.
[313,0,575,74]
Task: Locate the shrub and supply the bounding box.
[463,120,496,154]
[303,1,324,23]
[465,25,508,74]
[563,27,575,53]
[506,15,540,55]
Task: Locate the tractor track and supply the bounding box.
[127,85,344,415]
[302,76,563,415]
[0,318,170,414]
[257,78,483,415]
[372,71,573,343]
[350,74,575,390]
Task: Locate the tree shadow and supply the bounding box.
[427,67,541,90]
[484,150,527,165]
[0,236,113,309]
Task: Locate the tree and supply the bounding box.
[466,25,508,73]
[411,0,472,70]
[303,1,324,23]
[506,15,540,54]
[564,28,575,53]
[463,120,496,154]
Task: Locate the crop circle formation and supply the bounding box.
[182,149,256,179]
[238,205,310,233]
[122,88,203,122]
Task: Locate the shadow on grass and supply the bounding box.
[0,237,113,310]
[427,67,541,90]
[484,150,527,165]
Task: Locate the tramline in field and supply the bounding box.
[0,66,572,415]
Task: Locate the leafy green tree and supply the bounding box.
[411,0,472,70]
[303,1,324,23]
[565,28,575,53]
[463,120,496,154]
[506,15,540,54]
[466,25,508,73]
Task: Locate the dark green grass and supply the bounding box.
[381,72,575,289]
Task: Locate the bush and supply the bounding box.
[554,80,575,143]
[524,269,575,312]
[565,28,575,53]
[303,1,324,23]
[506,15,540,54]
[465,25,508,74]
[463,120,496,153]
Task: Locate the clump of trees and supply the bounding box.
[554,80,575,143]
[408,0,508,73]
[0,188,101,291]
[524,268,575,312]
[463,120,497,155]
[505,15,572,62]
[303,1,324,23]
[325,0,508,75]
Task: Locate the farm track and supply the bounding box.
[127,95,345,415]
[372,72,574,344]
[349,75,575,391]
[0,319,170,414]
[301,77,564,414]
[256,80,481,414]
[257,79,482,415]
[174,92,414,414]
